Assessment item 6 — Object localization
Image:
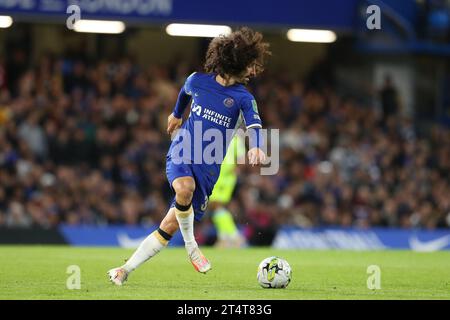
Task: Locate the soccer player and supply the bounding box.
[108,27,271,285]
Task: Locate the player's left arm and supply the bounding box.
[241,96,266,166]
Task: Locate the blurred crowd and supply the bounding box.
[0,53,449,232]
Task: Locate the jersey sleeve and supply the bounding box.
[173,72,196,118]
[240,94,262,129]
[182,72,197,95]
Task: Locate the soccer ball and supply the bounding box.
[257,256,292,289]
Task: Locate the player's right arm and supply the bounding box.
[167,72,196,135]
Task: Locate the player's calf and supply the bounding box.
[107,228,173,285]
[174,201,197,249]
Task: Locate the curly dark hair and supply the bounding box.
[204,27,271,80]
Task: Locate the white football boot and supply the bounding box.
[107,267,129,286]
[188,246,212,274]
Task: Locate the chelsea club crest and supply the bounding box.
[223,97,234,108]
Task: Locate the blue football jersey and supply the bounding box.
[167,72,262,177]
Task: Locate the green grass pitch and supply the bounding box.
[0,246,449,300]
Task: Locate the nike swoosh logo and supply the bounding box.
[409,234,450,252]
[117,232,146,249]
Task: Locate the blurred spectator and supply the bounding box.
[379,74,400,124]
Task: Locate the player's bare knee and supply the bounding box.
[175,187,194,205]
[173,179,195,205]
